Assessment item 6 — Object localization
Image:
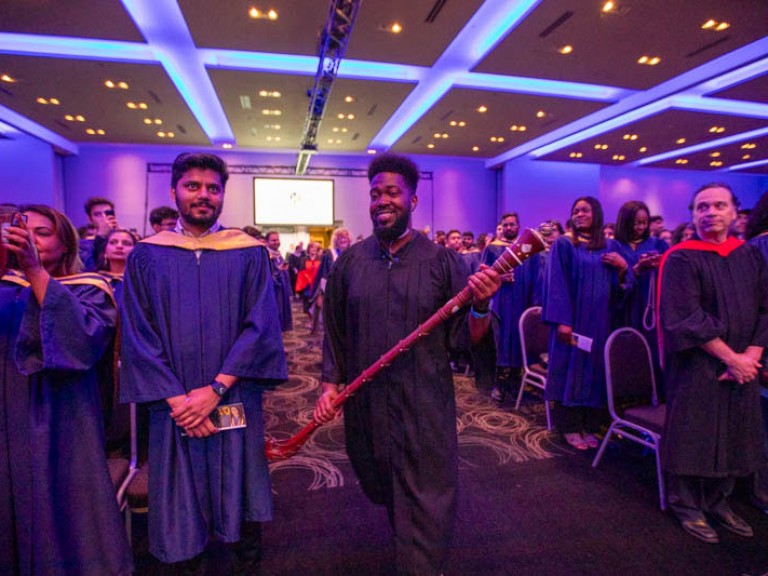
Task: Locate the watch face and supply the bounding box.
[212,382,227,396]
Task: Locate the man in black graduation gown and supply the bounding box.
[659,183,768,544]
[120,153,287,572]
[314,153,500,575]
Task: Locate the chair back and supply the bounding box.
[604,327,658,418]
[519,306,548,368]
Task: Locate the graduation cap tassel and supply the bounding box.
[265,228,547,462]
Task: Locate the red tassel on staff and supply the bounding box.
[265,228,547,462]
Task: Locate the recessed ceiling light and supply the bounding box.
[427,143,435,149]
[477,106,488,113]
[676,138,686,144]
[390,23,403,34]
[143,118,152,125]
[638,55,661,66]
[741,142,756,149]
[509,125,527,132]
[118,81,129,90]
[602,1,616,13]
[458,121,466,127]
[332,127,339,132]
[622,134,638,140]
[536,110,546,118]
[742,154,751,160]
[249,7,278,20]
[490,136,505,143]
[710,160,723,167]
[558,45,573,55]
[639,146,648,153]
[262,109,282,116]
[344,96,355,103]
[709,151,721,157]
[450,121,457,126]
[75,115,85,122]
[258,90,281,98]
[702,19,729,31]
[341,127,348,133]
[472,146,480,152]
[347,114,355,120]
[1,73,16,83]
[593,143,608,150]
[708,126,725,133]
[97,129,106,135]
[86,128,95,135]
[49,98,60,105]
[675,159,688,165]
[367,149,377,154]
[222,143,233,149]
[612,154,626,161]
[37,97,48,104]
[335,139,341,144]
[105,80,115,88]
[569,152,583,158]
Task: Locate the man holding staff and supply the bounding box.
[314,153,500,575]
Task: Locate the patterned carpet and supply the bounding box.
[263,303,565,495]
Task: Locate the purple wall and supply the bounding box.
[1,131,63,208]
[61,144,498,240]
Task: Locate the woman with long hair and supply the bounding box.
[98,227,138,306]
[295,241,322,322]
[614,200,668,382]
[1,204,132,575]
[542,196,630,451]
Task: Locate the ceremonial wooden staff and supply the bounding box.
[265,228,547,462]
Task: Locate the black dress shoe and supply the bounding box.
[681,518,719,544]
[713,511,753,538]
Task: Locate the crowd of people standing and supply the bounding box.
[1,149,768,574]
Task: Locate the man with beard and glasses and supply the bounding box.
[481,212,541,402]
[314,153,501,575]
[120,152,287,574]
[659,183,768,544]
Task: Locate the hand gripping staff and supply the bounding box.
[265,228,547,462]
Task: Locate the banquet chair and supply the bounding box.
[515,306,552,430]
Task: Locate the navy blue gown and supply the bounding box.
[119,231,287,563]
[0,272,133,576]
[542,236,630,408]
[268,249,294,332]
[481,241,540,370]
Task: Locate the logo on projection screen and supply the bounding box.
[254,178,334,226]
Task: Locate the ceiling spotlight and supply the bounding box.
[676,138,686,144]
[458,121,466,127]
[104,80,115,88]
[50,98,60,105]
[638,55,661,65]
[222,143,233,149]
[741,143,756,149]
[675,159,688,165]
[594,143,608,150]
[536,110,546,118]
[367,149,377,154]
[710,160,723,167]
[742,154,751,160]
[143,118,152,125]
[37,97,48,105]
[612,154,626,161]
[477,106,488,113]
[117,81,129,89]
[450,121,457,126]
[249,7,278,20]
[558,45,574,55]
[96,129,105,135]
[75,115,85,122]
[622,134,638,140]
[602,1,616,13]
[341,127,348,133]
[344,96,355,103]
[639,146,648,153]
[64,114,74,121]
[709,151,721,157]
[472,146,480,152]
[390,22,403,34]
[569,152,583,158]
[715,22,729,31]
[702,19,729,31]
[708,126,725,133]
[427,143,435,149]
[267,9,278,20]
[86,128,95,135]
[1,74,16,83]
[347,114,355,120]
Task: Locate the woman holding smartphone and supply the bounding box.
[0,205,132,575]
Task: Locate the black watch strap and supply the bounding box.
[210,380,228,397]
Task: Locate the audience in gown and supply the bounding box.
[97,227,138,307]
[1,205,133,575]
[613,201,668,386]
[542,196,630,451]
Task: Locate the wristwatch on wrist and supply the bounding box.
[210,380,228,397]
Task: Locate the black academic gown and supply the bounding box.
[322,233,469,575]
[268,249,293,332]
[659,239,768,477]
[0,272,133,576]
[119,230,287,563]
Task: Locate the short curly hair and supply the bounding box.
[367,153,419,193]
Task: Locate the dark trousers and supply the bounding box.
[552,403,604,434]
[667,475,735,522]
[164,522,262,576]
